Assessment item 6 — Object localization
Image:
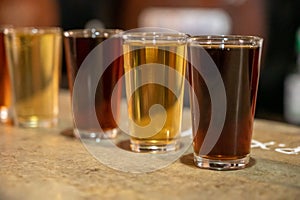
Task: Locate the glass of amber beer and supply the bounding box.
[64,29,123,139]
[188,35,263,170]
[123,30,188,152]
[0,26,12,124]
[4,27,62,128]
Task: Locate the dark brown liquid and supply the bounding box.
[0,32,11,110]
[64,37,123,131]
[188,45,261,159]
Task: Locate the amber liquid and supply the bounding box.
[5,30,61,127]
[123,44,186,150]
[189,45,261,159]
[64,37,123,132]
[0,31,11,123]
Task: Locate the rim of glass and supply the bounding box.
[4,26,62,34]
[0,25,13,31]
[64,29,123,38]
[123,31,188,44]
[188,35,263,46]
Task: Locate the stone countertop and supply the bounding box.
[0,90,299,200]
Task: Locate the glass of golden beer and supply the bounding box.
[64,29,123,139]
[188,35,263,170]
[4,27,62,128]
[122,31,188,152]
[0,26,12,124]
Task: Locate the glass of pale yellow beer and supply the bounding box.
[122,30,188,152]
[4,27,62,128]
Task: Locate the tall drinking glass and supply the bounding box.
[64,29,123,139]
[0,26,12,124]
[4,27,62,128]
[188,35,263,170]
[123,31,188,152]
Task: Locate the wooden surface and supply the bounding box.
[0,90,299,200]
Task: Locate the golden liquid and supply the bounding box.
[5,30,61,127]
[123,43,186,148]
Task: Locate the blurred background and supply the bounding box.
[0,0,300,125]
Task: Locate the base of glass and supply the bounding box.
[0,107,11,124]
[74,127,119,139]
[16,118,58,128]
[194,153,250,170]
[130,139,179,153]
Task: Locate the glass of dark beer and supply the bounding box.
[0,26,12,124]
[188,35,263,170]
[64,29,123,139]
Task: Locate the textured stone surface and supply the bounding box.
[0,90,299,199]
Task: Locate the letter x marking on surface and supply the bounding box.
[251,139,275,150]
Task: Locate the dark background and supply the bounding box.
[1,0,300,123]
